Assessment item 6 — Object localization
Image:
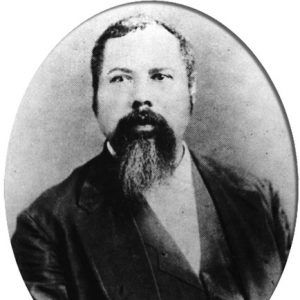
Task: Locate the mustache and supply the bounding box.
[117,109,166,130]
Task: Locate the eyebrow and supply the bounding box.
[149,68,174,74]
[107,67,175,75]
[107,67,132,75]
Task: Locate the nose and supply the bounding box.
[132,100,152,110]
[131,78,153,111]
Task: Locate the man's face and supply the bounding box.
[96,24,191,148]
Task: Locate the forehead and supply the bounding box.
[101,24,185,71]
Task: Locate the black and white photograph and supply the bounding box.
[0,1,299,300]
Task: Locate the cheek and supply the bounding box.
[96,92,129,137]
[168,108,190,138]
[160,90,191,137]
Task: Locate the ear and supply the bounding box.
[189,72,197,105]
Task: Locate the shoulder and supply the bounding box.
[15,154,104,238]
[27,159,91,214]
[191,150,292,263]
[189,149,276,211]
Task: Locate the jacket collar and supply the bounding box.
[189,148,282,300]
[77,144,121,212]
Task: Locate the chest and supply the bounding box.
[145,170,201,274]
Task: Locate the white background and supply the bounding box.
[0,1,299,299]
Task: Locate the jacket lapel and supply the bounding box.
[192,160,244,300]
[75,150,161,300]
[190,150,282,300]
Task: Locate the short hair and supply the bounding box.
[91,14,196,115]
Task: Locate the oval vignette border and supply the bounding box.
[1,1,299,300]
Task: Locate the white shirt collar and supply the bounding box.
[106,140,116,157]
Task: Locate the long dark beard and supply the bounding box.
[110,109,177,199]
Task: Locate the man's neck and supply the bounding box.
[174,141,185,168]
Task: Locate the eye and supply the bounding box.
[151,73,173,81]
[109,75,131,83]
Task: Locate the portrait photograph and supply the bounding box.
[1,1,299,300]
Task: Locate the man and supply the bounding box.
[12,15,291,300]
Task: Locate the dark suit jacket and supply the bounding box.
[11,146,291,300]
